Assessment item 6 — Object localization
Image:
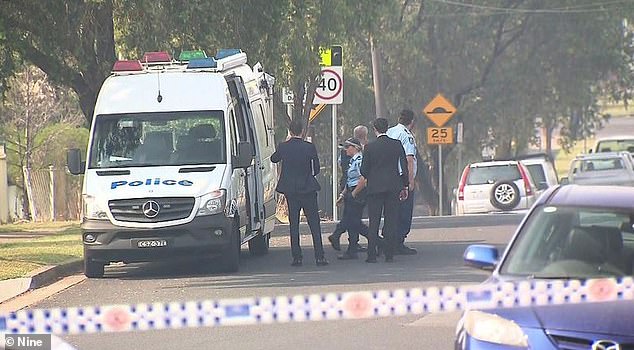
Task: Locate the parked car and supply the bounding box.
[591,136,634,155]
[514,153,559,191]
[563,152,634,186]
[455,160,539,215]
[456,184,634,349]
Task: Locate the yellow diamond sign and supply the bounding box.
[423,94,457,127]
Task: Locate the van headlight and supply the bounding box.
[197,190,226,216]
[83,195,109,220]
[463,310,528,347]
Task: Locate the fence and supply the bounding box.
[18,167,82,222]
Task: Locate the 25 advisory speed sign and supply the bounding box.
[313,66,343,105]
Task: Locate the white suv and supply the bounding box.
[455,160,539,215]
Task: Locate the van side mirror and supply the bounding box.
[234,142,254,168]
[588,149,593,154]
[67,148,85,175]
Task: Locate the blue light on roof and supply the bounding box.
[216,49,242,60]
[187,58,217,69]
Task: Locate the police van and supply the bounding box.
[67,49,277,277]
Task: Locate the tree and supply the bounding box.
[0,1,116,123]
[0,64,85,219]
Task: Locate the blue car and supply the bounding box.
[455,184,634,349]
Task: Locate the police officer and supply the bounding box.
[328,125,369,252]
[337,137,367,260]
[387,109,418,255]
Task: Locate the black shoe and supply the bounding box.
[316,257,329,266]
[365,256,377,263]
[338,251,358,260]
[395,244,417,255]
[351,244,367,253]
[328,234,341,251]
[385,256,394,263]
[291,257,303,267]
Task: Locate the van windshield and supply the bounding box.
[88,111,225,169]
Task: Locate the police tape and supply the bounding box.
[1,277,632,336]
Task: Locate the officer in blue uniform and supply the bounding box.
[386,109,418,255]
[337,137,368,260]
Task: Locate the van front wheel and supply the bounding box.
[221,219,241,272]
[84,258,105,278]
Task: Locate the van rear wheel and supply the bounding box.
[248,232,270,256]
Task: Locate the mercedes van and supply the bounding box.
[67,50,277,277]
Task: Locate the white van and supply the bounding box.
[67,49,277,277]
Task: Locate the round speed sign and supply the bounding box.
[313,67,343,104]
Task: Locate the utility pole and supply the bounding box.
[370,36,387,119]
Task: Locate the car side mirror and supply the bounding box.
[464,245,498,270]
[67,148,85,175]
[588,149,593,154]
[234,142,254,168]
[560,177,569,185]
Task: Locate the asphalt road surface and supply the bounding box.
[31,221,517,350]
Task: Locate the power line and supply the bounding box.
[427,0,630,14]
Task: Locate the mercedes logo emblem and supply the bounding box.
[592,340,621,350]
[142,200,161,218]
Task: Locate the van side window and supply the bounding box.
[230,110,239,156]
[258,104,269,147]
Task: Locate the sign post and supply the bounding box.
[315,46,343,221]
[423,94,457,216]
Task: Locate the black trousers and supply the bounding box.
[285,192,325,259]
[367,191,400,259]
[340,193,366,251]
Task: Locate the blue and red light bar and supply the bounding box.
[112,60,143,72]
[142,51,172,63]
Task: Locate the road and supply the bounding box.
[28,219,517,350]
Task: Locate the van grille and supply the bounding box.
[109,197,195,223]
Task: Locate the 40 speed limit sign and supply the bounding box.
[313,67,343,105]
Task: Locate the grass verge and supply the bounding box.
[0,221,79,233]
[0,226,82,280]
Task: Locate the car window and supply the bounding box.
[525,164,547,188]
[466,164,520,185]
[578,158,624,172]
[596,140,634,153]
[501,205,634,279]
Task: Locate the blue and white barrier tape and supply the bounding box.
[1,277,632,335]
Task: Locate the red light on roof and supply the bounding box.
[112,60,143,72]
[142,51,172,63]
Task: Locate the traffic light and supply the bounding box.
[331,45,342,66]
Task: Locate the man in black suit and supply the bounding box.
[359,118,409,263]
[271,119,328,267]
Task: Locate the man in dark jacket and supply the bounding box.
[359,118,409,263]
[271,119,328,267]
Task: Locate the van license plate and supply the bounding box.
[137,239,168,248]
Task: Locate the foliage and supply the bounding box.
[2,0,634,215]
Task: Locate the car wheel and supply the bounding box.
[248,232,270,256]
[84,257,105,278]
[221,218,241,273]
[490,181,521,211]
